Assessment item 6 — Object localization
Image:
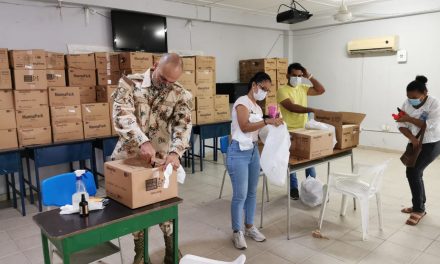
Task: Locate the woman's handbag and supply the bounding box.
[400,124,426,167]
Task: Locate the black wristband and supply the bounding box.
[263,119,267,125]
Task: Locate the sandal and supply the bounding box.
[405,212,427,226]
[401,207,413,214]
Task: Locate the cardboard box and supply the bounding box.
[18,126,52,147]
[65,54,96,70]
[191,110,196,125]
[95,52,120,70]
[111,118,117,136]
[183,82,196,95]
[52,122,84,142]
[0,129,18,150]
[196,69,214,84]
[178,70,195,86]
[79,86,96,103]
[9,50,46,69]
[46,70,66,87]
[82,103,110,121]
[314,111,366,149]
[104,158,178,209]
[195,56,215,70]
[50,105,82,123]
[96,85,117,103]
[84,119,111,138]
[214,95,229,109]
[48,86,80,106]
[214,108,231,122]
[249,58,277,72]
[67,69,96,87]
[13,70,47,90]
[45,52,65,69]
[196,96,214,111]
[196,110,215,124]
[0,109,16,129]
[153,54,163,64]
[289,129,334,160]
[182,57,195,71]
[195,83,214,97]
[121,68,145,75]
[277,69,288,86]
[119,52,153,70]
[0,90,14,109]
[16,107,50,129]
[14,90,48,110]
[0,69,12,89]
[276,58,288,71]
[97,69,121,86]
[0,49,8,69]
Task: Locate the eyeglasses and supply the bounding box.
[257,83,270,92]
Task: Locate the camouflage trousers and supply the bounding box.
[133,221,173,239]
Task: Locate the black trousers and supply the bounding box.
[406,140,440,212]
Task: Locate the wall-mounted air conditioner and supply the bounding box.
[347,35,398,55]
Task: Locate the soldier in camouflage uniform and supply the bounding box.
[111,53,193,264]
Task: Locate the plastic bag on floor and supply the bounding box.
[305,119,337,148]
[260,124,290,186]
[300,177,324,207]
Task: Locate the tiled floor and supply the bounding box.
[1,148,440,264]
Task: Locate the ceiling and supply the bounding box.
[164,0,390,17]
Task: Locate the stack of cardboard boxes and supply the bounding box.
[49,86,83,142]
[82,102,111,139]
[95,52,120,86]
[194,56,218,124]
[10,49,52,146]
[239,57,288,114]
[66,53,97,104]
[0,48,16,150]
[119,52,152,76]
[96,84,118,136]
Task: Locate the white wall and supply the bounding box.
[290,11,440,151]
[0,0,286,196]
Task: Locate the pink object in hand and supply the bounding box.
[268,105,277,118]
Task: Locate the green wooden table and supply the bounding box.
[33,197,182,264]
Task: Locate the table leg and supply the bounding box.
[26,155,34,204]
[5,174,11,200]
[214,137,218,161]
[62,252,71,264]
[41,233,51,264]
[34,163,43,212]
[144,228,149,264]
[287,167,291,240]
[10,173,17,209]
[18,166,26,216]
[202,139,206,158]
[351,153,356,210]
[191,137,195,174]
[199,135,203,171]
[173,217,179,264]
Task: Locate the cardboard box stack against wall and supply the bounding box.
[239,57,288,114]
[0,48,16,149]
[8,49,52,147]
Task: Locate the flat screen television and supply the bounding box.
[111,10,168,52]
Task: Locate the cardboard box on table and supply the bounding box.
[289,129,333,160]
[17,126,51,147]
[104,158,178,209]
[14,90,48,110]
[46,70,66,87]
[0,90,14,109]
[13,70,47,90]
[0,69,12,89]
[0,109,16,129]
[0,129,18,150]
[83,119,111,139]
[9,50,46,69]
[15,107,50,129]
[48,87,80,106]
[67,69,96,87]
[52,122,84,142]
[79,86,96,103]
[314,111,366,149]
[94,52,119,70]
[119,52,152,70]
[45,52,65,70]
[81,103,110,121]
[65,54,96,70]
[50,105,82,123]
[96,85,117,103]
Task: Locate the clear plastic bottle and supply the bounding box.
[72,170,89,209]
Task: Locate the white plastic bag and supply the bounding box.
[305,119,337,148]
[299,177,324,207]
[260,124,290,186]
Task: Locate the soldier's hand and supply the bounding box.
[140,141,156,165]
[164,152,180,171]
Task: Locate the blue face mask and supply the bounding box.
[408,98,422,106]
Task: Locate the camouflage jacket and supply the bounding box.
[110,69,193,160]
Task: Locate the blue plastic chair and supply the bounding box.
[41,171,97,207]
[218,136,269,203]
[41,171,124,264]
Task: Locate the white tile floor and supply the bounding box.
[1,148,440,264]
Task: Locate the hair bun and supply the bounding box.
[416,75,428,84]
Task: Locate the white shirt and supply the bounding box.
[397,96,440,144]
[231,96,263,149]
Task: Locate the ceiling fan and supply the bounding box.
[333,0,353,22]
[305,0,385,22]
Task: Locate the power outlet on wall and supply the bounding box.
[397,49,407,63]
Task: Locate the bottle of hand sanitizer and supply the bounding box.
[72,170,89,209]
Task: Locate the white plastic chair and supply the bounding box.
[218,136,269,202]
[318,160,390,240]
[180,254,246,264]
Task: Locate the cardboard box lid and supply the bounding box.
[315,111,366,126]
[340,112,366,125]
[289,128,332,137]
[105,158,154,173]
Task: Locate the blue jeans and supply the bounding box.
[227,140,260,232]
[290,167,316,189]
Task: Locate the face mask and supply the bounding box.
[253,88,267,101]
[290,76,302,87]
[408,98,422,106]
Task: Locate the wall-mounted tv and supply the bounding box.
[111,10,168,52]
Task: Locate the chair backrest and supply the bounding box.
[41,171,97,207]
[355,159,391,193]
[180,254,246,264]
[220,136,230,154]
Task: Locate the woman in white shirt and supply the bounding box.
[397,75,440,225]
[228,72,283,250]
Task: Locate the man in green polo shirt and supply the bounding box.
[276,62,326,199]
